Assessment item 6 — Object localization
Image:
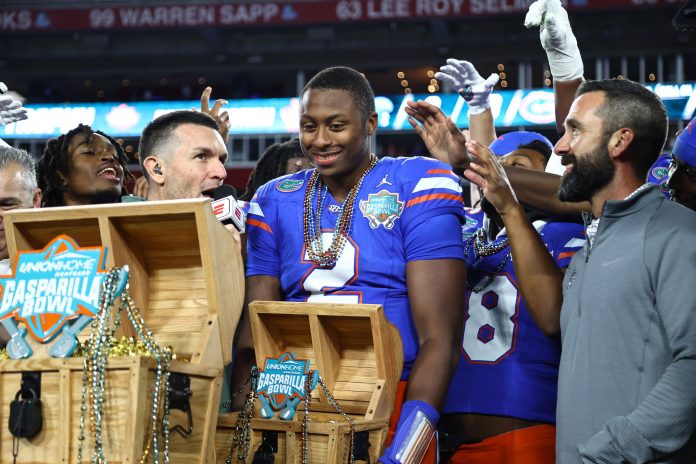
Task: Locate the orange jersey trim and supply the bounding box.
[427,168,456,176]
[406,193,463,208]
[557,251,577,261]
[247,218,273,234]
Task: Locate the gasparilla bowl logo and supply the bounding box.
[359,189,404,230]
[0,235,107,343]
[255,352,318,420]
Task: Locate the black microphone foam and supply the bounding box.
[214,184,237,201]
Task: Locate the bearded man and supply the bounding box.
[464,78,696,463]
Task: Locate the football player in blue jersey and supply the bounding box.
[233,66,467,463]
[407,96,584,462]
[646,153,672,198]
[406,5,592,453]
[667,116,696,211]
[461,131,556,239]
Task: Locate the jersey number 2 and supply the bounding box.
[302,232,360,303]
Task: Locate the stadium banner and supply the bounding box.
[0,0,683,32]
[3,82,694,139]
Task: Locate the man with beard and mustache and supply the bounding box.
[465,78,696,463]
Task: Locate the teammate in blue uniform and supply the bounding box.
[646,152,672,198]
[441,216,583,462]
[444,137,584,463]
[403,94,585,461]
[233,66,467,463]
[667,116,696,211]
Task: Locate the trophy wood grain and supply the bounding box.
[191,315,224,368]
[0,358,221,463]
[309,314,339,404]
[59,368,71,462]
[104,218,147,340]
[285,430,296,463]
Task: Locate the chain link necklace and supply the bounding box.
[465,228,511,293]
[77,267,173,464]
[303,154,378,269]
[225,367,260,464]
[302,371,355,464]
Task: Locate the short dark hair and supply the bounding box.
[37,124,134,207]
[138,110,220,179]
[302,66,375,122]
[0,145,37,194]
[240,138,304,201]
[576,79,668,179]
[518,140,553,163]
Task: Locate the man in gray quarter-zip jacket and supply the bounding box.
[557,185,696,463]
[463,77,696,463]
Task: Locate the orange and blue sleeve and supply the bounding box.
[245,190,280,278]
[398,159,466,262]
[540,222,586,269]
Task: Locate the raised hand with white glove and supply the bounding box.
[0,83,28,126]
[435,59,499,115]
[525,0,583,81]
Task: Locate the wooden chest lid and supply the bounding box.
[4,199,244,368]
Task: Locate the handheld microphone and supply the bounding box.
[212,185,246,233]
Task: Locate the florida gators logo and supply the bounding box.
[465,215,480,229]
[651,166,670,193]
[0,235,108,345]
[276,179,304,193]
[256,352,318,420]
[359,190,404,230]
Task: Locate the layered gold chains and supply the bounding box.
[303,154,378,269]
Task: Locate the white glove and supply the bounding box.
[435,59,499,115]
[0,91,28,126]
[525,0,583,81]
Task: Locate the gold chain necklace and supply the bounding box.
[303,154,378,269]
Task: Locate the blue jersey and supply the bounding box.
[443,219,585,423]
[246,156,466,379]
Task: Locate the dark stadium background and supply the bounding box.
[1,0,693,191]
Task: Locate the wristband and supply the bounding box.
[380,400,439,464]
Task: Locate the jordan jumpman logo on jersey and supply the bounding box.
[377,174,392,187]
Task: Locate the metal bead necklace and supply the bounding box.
[77,267,173,464]
[465,228,511,293]
[226,367,260,464]
[303,154,378,269]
